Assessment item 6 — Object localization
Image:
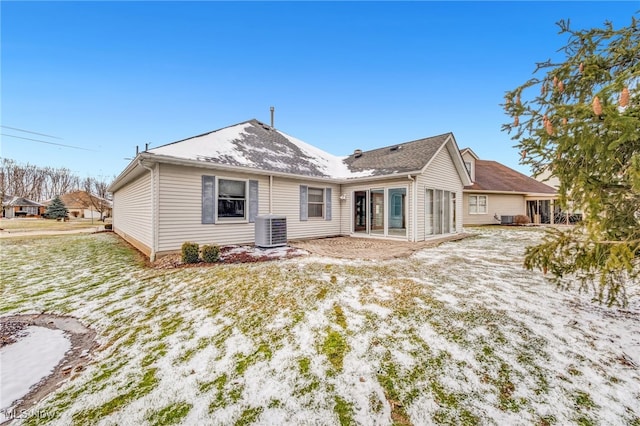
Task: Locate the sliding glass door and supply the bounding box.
[353,187,407,237]
[426,188,455,237]
[370,189,385,235]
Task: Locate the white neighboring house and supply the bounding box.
[460,148,558,225]
[109,119,472,260]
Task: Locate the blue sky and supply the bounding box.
[1,1,638,182]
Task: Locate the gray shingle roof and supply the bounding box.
[343,133,452,176]
[2,195,45,207]
[149,119,340,178]
[147,120,456,179]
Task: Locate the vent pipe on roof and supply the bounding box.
[354,149,363,158]
[270,106,275,128]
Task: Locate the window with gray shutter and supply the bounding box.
[249,180,259,223]
[308,188,324,218]
[300,185,308,221]
[325,187,332,221]
[202,175,215,224]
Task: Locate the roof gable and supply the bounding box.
[148,119,373,179]
[49,191,112,208]
[459,147,479,160]
[2,195,45,207]
[465,160,557,194]
[343,133,452,176]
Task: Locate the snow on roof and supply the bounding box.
[147,119,377,179]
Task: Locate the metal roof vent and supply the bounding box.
[390,145,401,152]
[354,149,363,158]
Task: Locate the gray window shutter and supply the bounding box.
[202,175,215,224]
[300,185,308,221]
[325,187,332,221]
[249,180,259,223]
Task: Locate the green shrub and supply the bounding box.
[201,244,220,263]
[181,242,200,264]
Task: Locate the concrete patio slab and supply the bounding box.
[290,233,473,260]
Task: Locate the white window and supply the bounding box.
[217,178,247,220]
[469,195,488,214]
[308,187,324,218]
[464,161,472,175]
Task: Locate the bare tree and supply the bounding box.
[83,177,112,220]
[1,159,81,201]
[45,167,79,200]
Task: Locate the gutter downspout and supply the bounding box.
[408,175,417,242]
[139,159,157,261]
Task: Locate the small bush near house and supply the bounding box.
[181,242,200,264]
[514,215,530,225]
[201,244,220,263]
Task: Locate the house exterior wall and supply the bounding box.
[272,177,342,241]
[462,192,525,225]
[153,164,341,256]
[340,177,415,240]
[417,146,465,238]
[156,164,268,254]
[461,150,476,182]
[113,170,154,256]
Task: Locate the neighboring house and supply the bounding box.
[45,191,113,219]
[1,195,46,218]
[533,167,560,190]
[109,119,472,260]
[460,148,558,225]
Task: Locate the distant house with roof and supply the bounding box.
[44,191,113,220]
[109,119,472,260]
[460,148,558,225]
[1,195,46,218]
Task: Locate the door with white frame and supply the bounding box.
[425,188,455,237]
[352,187,407,238]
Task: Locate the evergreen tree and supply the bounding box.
[45,195,69,219]
[503,16,639,306]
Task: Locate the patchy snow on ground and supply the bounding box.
[0,228,638,425]
[0,326,71,421]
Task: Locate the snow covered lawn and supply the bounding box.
[1,229,638,425]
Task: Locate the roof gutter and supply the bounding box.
[126,152,425,185]
[464,189,557,197]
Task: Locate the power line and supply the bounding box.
[0,125,63,140]
[1,133,97,152]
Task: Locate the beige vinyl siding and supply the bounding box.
[156,164,269,253]
[339,178,413,240]
[461,151,476,182]
[463,193,525,225]
[113,170,153,256]
[417,146,465,238]
[272,178,341,241]
[155,164,341,255]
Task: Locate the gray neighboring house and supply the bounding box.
[109,119,472,260]
[2,195,46,218]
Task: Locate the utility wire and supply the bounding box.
[1,133,97,152]
[0,125,63,140]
